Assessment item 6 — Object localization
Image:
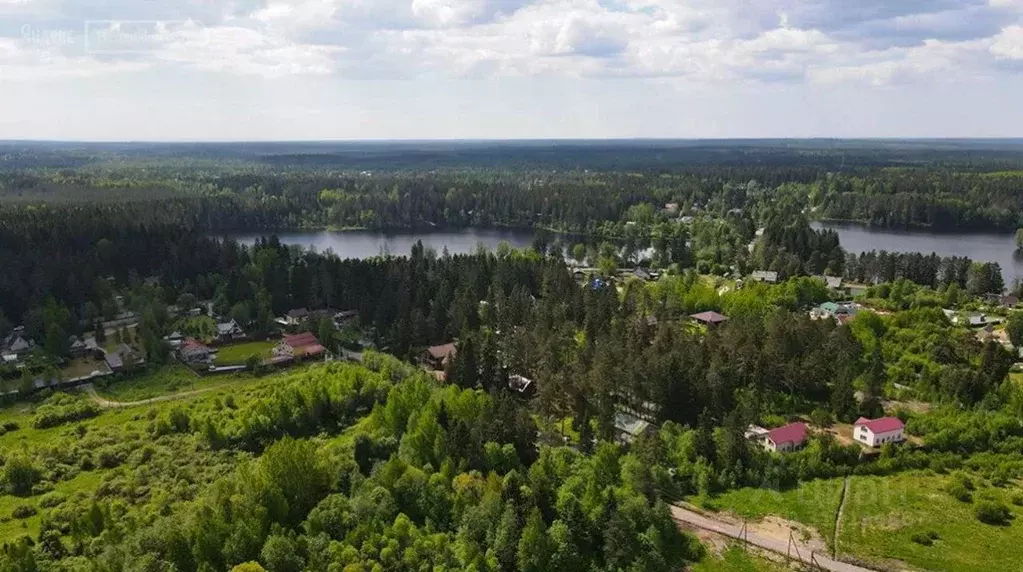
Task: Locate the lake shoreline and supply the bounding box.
[813,217,1016,236]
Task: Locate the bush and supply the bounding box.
[975,500,1012,525]
[32,393,100,429]
[946,482,972,503]
[1,454,41,496]
[1011,494,1023,507]
[38,492,67,508]
[11,505,36,519]
[910,531,938,546]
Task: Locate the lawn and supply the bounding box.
[839,472,1023,572]
[214,340,276,365]
[699,471,1023,572]
[95,365,203,402]
[691,546,790,572]
[698,477,846,549]
[60,356,109,379]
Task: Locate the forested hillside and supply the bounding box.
[4,141,1023,571]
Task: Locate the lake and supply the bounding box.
[225,228,537,259]
[813,221,1023,285]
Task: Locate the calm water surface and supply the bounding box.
[227,228,537,259]
[229,224,1023,284]
[814,221,1023,284]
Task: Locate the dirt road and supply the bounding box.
[670,504,880,572]
[81,383,214,409]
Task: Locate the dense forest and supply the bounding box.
[4,141,1023,571]
[5,140,1023,231]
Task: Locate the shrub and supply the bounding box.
[1,454,41,496]
[975,500,1013,525]
[11,505,36,519]
[32,393,100,429]
[946,482,972,503]
[1011,494,1023,507]
[910,531,938,546]
[38,492,67,508]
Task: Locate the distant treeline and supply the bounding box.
[6,149,1023,231]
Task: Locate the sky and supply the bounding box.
[2,0,1023,141]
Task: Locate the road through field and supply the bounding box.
[670,504,881,572]
[81,383,214,408]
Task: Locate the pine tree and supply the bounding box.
[860,345,885,418]
[830,367,857,422]
[517,508,553,572]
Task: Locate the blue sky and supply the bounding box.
[2,0,1023,140]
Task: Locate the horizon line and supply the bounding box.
[3,136,1023,145]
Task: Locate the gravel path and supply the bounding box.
[670,504,882,572]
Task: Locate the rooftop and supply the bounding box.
[766,422,807,445]
[854,416,905,433]
[690,311,729,325]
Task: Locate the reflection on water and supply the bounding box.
[814,222,1021,285]
[223,228,538,259]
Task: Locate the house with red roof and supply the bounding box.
[760,422,808,453]
[273,332,326,363]
[854,417,905,447]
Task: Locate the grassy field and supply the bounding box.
[839,472,1023,572]
[702,471,1023,572]
[699,477,845,548]
[95,365,204,401]
[691,547,791,572]
[214,340,276,365]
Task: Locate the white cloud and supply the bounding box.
[153,24,342,76]
[991,25,1023,59]
[1,0,1023,86]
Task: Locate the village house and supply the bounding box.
[1001,294,1020,308]
[178,338,213,364]
[3,327,35,357]
[105,344,144,373]
[632,268,660,281]
[813,302,858,321]
[164,331,185,349]
[68,336,88,359]
[760,422,808,453]
[614,410,652,445]
[750,270,779,284]
[215,319,246,342]
[817,275,844,290]
[663,202,679,215]
[854,417,906,447]
[285,308,309,326]
[421,342,457,370]
[745,425,770,440]
[273,332,326,362]
[690,311,729,327]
